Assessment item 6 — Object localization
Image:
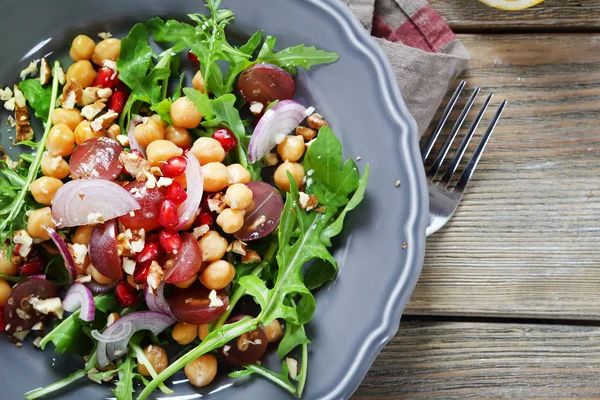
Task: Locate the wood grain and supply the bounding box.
[428,0,600,32]
[405,34,600,319]
[356,321,600,399]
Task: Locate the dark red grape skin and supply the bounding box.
[89,219,122,280]
[163,233,202,284]
[118,181,166,232]
[238,63,295,105]
[219,314,268,366]
[235,181,284,241]
[69,137,124,180]
[169,284,228,325]
[4,279,58,333]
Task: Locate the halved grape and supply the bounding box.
[163,233,202,284]
[169,284,228,325]
[235,181,284,241]
[69,137,124,180]
[89,219,122,280]
[219,314,268,366]
[238,63,295,105]
[4,279,58,333]
[118,181,166,232]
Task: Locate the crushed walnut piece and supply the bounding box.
[19,60,39,80]
[192,225,210,240]
[81,100,107,121]
[306,113,329,130]
[55,65,66,85]
[241,249,261,264]
[98,32,113,40]
[122,257,136,275]
[39,57,52,85]
[91,111,118,132]
[147,260,164,290]
[208,193,226,213]
[394,180,401,187]
[13,85,32,143]
[0,86,12,101]
[249,102,264,115]
[296,126,317,141]
[402,241,408,250]
[227,239,247,256]
[119,151,151,177]
[6,115,16,128]
[298,192,318,211]
[262,152,279,167]
[60,79,83,109]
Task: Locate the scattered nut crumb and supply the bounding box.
[19,60,39,81]
[39,58,52,85]
[98,32,113,40]
[241,249,261,264]
[356,156,362,161]
[402,241,408,249]
[394,180,401,187]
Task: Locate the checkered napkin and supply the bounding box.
[342,0,469,135]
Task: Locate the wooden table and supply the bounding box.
[356,1,600,398]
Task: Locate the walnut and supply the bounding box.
[59,79,83,109]
[81,100,107,121]
[306,113,329,130]
[39,58,52,85]
[241,249,261,264]
[55,65,66,85]
[0,87,13,101]
[192,225,210,240]
[119,151,151,177]
[262,152,279,167]
[227,240,247,256]
[19,60,39,81]
[13,85,32,143]
[296,126,317,141]
[79,87,101,106]
[207,193,226,213]
[298,192,318,211]
[147,260,164,290]
[90,111,118,132]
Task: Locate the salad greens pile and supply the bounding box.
[4,1,369,399]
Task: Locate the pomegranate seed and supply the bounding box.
[188,50,200,66]
[114,281,137,308]
[136,242,161,267]
[195,211,216,228]
[19,258,44,276]
[108,90,128,113]
[159,230,183,253]
[0,309,5,332]
[158,199,180,229]
[161,156,187,178]
[212,128,238,152]
[133,263,150,284]
[12,244,21,257]
[166,181,187,205]
[92,67,117,88]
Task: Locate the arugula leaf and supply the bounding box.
[18,79,53,121]
[229,363,296,394]
[240,30,264,55]
[257,37,339,71]
[147,17,196,53]
[173,73,186,100]
[183,88,214,120]
[111,355,135,400]
[278,319,310,358]
[150,99,173,125]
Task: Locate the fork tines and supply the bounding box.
[421,81,507,193]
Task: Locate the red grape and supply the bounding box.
[238,63,295,105]
[69,137,124,180]
[235,181,284,241]
[118,181,166,232]
[219,314,268,366]
[169,283,228,324]
[163,233,202,284]
[4,279,58,333]
[89,219,122,280]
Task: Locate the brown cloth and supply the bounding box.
[342,0,469,135]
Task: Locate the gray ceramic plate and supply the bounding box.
[0,0,428,399]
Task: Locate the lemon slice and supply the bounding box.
[478,0,544,10]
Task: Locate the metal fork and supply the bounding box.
[421,81,507,236]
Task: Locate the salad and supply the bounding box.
[0,1,369,399]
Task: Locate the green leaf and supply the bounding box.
[303,259,337,290]
[18,79,53,121]
[15,140,38,148]
[183,88,214,120]
[117,24,172,106]
[240,31,264,55]
[150,98,173,125]
[257,36,277,60]
[146,17,196,52]
[111,354,135,400]
[211,94,245,137]
[278,320,311,358]
[173,73,186,100]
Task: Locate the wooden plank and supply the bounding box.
[355,321,600,399]
[405,34,600,319]
[428,0,600,32]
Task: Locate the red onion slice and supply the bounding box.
[248,100,311,163]
[46,227,77,281]
[127,115,146,157]
[174,153,203,230]
[91,323,132,342]
[52,179,141,228]
[144,282,176,320]
[27,274,47,280]
[96,311,175,367]
[62,283,95,322]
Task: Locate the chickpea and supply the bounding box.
[107,124,121,140]
[277,135,305,162]
[134,119,165,148]
[198,324,209,341]
[29,177,64,206]
[264,319,284,343]
[92,38,121,66]
[201,162,228,192]
[223,184,253,210]
[69,35,96,61]
[41,152,70,179]
[192,70,206,94]
[198,231,228,262]
[191,137,225,166]
[0,249,18,276]
[137,345,168,376]
[0,279,11,307]
[185,354,218,388]
[27,207,55,240]
[73,225,94,245]
[90,265,114,285]
[66,60,97,88]
[146,140,184,167]
[200,260,235,290]
[274,161,305,192]
[216,208,245,234]
[174,275,197,289]
[74,120,104,145]
[170,96,203,129]
[51,108,84,132]
[46,124,75,157]
[165,126,192,149]
[226,164,251,186]
[172,322,198,345]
